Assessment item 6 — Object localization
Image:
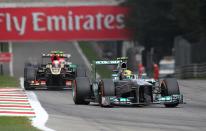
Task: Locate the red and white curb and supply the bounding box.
[0,88,35,117]
[20,77,55,131]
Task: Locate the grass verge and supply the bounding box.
[0,116,40,131]
[0,77,39,131]
[0,75,19,88]
[78,41,112,78]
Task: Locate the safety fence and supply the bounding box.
[175,63,206,79]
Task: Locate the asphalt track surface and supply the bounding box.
[12,42,206,131]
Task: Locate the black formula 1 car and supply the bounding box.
[24,51,79,90]
[72,57,183,107]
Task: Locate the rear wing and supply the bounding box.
[42,53,71,58]
[92,59,127,81]
[94,60,122,65]
[41,53,71,65]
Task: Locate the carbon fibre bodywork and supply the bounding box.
[24,52,77,89]
[73,57,183,107]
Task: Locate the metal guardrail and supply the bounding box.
[175,63,206,79]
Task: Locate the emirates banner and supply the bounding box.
[0,6,130,41]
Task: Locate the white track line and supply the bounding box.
[0,106,33,110]
[0,96,27,99]
[0,97,27,100]
[20,77,55,131]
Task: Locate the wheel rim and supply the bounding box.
[99,82,104,105]
[161,81,168,96]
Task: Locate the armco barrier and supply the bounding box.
[175,63,206,79]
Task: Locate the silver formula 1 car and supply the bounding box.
[72,57,183,107]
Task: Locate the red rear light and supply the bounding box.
[66,81,72,86]
[41,80,46,85]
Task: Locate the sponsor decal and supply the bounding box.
[0,6,131,41]
[95,60,121,65]
[0,52,12,63]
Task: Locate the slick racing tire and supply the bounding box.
[102,79,115,96]
[161,78,180,108]
[24,67,36,81]
[24,67,36,90]
[72,77,90,105]
[99,79,115,107]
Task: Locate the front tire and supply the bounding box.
[24,81,34,90]
[24,66,36,90]
[72,77,90,105]
[99,79,115,107]
[161,78,180,107]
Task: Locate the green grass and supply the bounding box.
[0,76,38,131]
[0,116,40,131]
[0,75,19,88]
[79,42,112,78]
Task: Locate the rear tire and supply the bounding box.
[72,77,90,105]
[24,67,36,90]
[24,67,36,80]
[161,78,180,107]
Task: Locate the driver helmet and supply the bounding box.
[122,69,133,79]
[52,60,60,68]
[52,55,60,67]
